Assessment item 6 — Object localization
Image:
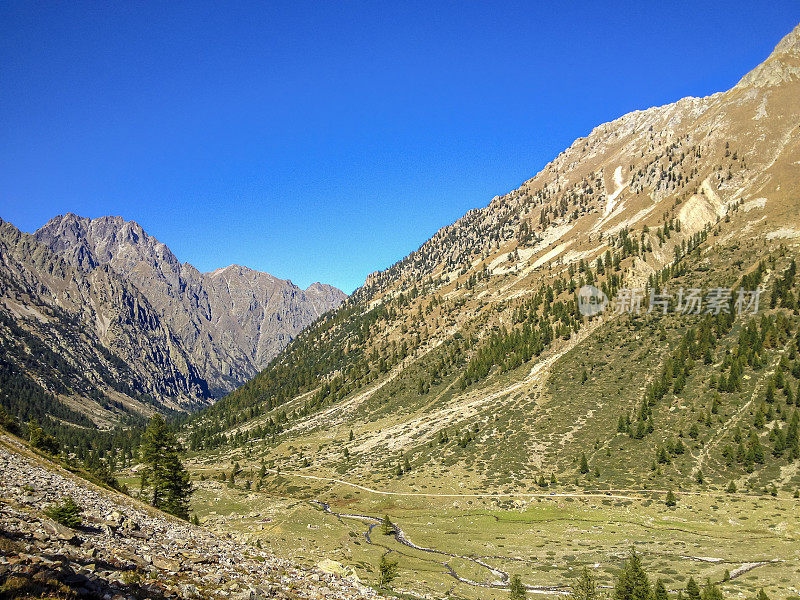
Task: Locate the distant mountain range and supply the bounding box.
[0,213,345,425]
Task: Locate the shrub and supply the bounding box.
[44,497,83,528]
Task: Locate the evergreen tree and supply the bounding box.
[614,549,651,600]
[685,577,701,600]
[44,497,82,528]
[665,490,677,507]
[654,579,669,600]
[700,580,723,600]
[378,553,398,588]
[573,567,597,600]
[0,406,20,435]
[509,574,527,600]
[140,415,193,520]
[579,452,590,474]
[28,420,59,455]
[381,514,395,535]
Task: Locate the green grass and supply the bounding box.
[184,473,800,600]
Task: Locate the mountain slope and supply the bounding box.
[35,214,347,396]
[187,23,800,496]
[0,214,346,431]
[0,219,210,429]
[0,431,382,600]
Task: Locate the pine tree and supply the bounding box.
[613,549,651,600]
[573,567,597,600]
[685,577,701,600]
[509,574,526,600]
[44,497,83,528]
[378,553,398,588]
[665,490,677,507]
[700,580,723,600]
[140,415,193,520]
[28,420,59,455]
[381,514,395,535]
[579,452,590,474]
[654,579,669,600]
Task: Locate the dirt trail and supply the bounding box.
[267,468,639,499]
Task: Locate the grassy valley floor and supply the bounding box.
[149,467,800,600]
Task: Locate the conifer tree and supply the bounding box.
[685,577,701,600]
[654,579,669,600]
[381,514,394,535]
[140,415,193,520]
[509,574,526,600]
[28,420,59,455]
[613,549,651,600]
[573,567,597,600]
[700,580,723,600]
[378,554,398,588]
[579,452,590,474]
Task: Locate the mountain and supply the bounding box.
[188,23,800,491]
[0,219,210,425]
[3,22,800,600]
[173,26,800,596]
[0,214,345,428]
[35,214,347,396]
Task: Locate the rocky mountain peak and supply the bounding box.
[735,22,800,89]
[29,214,347,401]
[772,22,800,57]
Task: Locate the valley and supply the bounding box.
[3,17,800,600]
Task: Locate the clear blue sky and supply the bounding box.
[1,2,797,293]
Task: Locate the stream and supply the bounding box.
[309,500,570,594]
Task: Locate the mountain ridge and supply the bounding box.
[0,212,346,429]
[34,213,347,396]
[186,21,800,493]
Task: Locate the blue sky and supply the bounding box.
[1,2,797,293]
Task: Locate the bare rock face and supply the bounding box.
[735,23,800,89]
[0,219,210,413]
[34,214,346,398]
